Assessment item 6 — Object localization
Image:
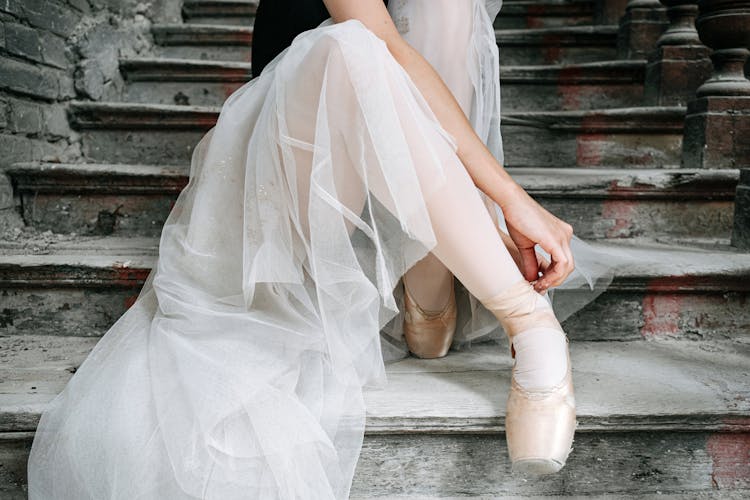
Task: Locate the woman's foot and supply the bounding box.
[480,279,575,474]
[402,274,457,359]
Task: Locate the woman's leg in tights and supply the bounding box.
[283,32,567,388]
[399,0,477,311]
[411,135,568,390]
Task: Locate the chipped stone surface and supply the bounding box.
[1,339,749,495]
[2,1,750,496]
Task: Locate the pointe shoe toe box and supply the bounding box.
[402,281,457,359]
[505,371,576,471]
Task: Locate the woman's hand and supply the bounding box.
[499,183,575,293]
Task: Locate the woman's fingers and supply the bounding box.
[519,245,540,282]
[534,233,575,292]
[502,189,576,292]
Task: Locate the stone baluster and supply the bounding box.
[733,169,750,249]
[644,0,713,105]
[683,0,750,169]
[618,0,669,59]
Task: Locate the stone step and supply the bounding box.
[66,101,686,167]
[180,0,596,29]
[0,339,748,495]
[503,106,685,167]
[119,57,252,106]
[3,163,737,240]
[119,56,646,110]
[151,23,618,65]
[1,237,748,340]
[494,0,595,29]
[182,0,258,26]
[496,24,618,64]
[151,23,254,62]
[500,60,646,111]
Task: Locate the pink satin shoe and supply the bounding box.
[402,276,457,359]
[481,279,576,474]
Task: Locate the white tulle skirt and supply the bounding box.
[27,2,614,498]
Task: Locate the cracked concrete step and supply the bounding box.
[151,23,618,64]
[66,101,686,167]
[1,237,748,340]
[3,163,738,240]
[119,57,646,110]
[0,340,748,495]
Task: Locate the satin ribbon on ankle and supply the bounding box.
[480,280,562,339]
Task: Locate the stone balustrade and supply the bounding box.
[683,0,750,169]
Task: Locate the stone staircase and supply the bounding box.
[1,0,749,497]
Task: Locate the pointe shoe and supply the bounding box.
[481,280,576,474]
[402,276,457,359]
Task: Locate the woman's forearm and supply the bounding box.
[386,40,527,207]
[321,0,525,210]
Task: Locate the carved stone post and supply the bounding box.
[683,0,750,169]
[733,169,750,249]
[618,0,669,59]
[644,0,713,105]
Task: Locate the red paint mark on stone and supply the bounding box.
[576,113,610,165]
[640,293,681,338]
[558,65,584,109]
[111,262,150,287]
[222,82,243,100]
[526,5,546,29]
[124,294,139,310]
[576,133,606,165]
[601,196,637,238]
[707,433,750,490]
[539,31,563,63]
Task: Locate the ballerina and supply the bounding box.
[27,0,614,497]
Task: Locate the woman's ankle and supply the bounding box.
[511,327,569,391]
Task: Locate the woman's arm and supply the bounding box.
[322,0,574,291]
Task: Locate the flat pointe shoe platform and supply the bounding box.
[402,276,457,359]
[480,280,576,474]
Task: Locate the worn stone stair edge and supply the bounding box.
[152,23,253,46]
[0,339,748,434]
[496,24,618,42]
[67,100,686,132]
[3,407,747,435]
[150,23,616,47]
[501,59,646,83]
[1,240,749,291]
[182,0,259,18]
[4,163,739,200]
[120,57,253,82]
[181,0,595,19]
[119,56,646,84]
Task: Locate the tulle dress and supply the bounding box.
[27,1,614,498]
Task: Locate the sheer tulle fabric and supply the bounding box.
[381,0,614,356]
[29,18,458,500]
[28,1,614,498]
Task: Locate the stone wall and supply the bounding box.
[0,0,180,231]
